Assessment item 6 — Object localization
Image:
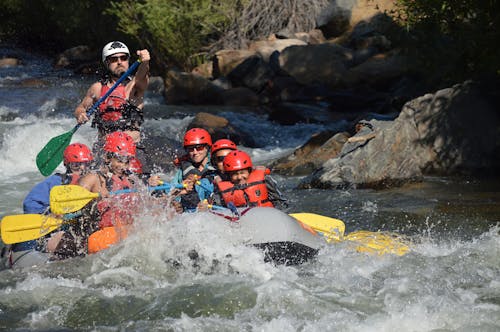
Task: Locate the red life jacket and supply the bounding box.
[97,174,136,228]
[59,173,80,185]
[216,168,273,208]
[98,84,128,121]
[69,174,80,185]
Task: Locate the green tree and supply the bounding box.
[107,0,329,71]
[107,0,239,70]
[0,0,122,54]
[394,0,500,86]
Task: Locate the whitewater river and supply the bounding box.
[1,46,499,331]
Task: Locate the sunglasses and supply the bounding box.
[68,162,90,171]
[107,55,129,63]
[214,155,227,163]
[107,153,132,163]
[185,144,207,152]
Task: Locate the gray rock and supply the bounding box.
[300,81,499,189]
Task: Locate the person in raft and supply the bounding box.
[171,128,218,212]
[210,150,288,210]
[51,132,142,258]
[210,138,237,183]
[4,143,93,268]
[73,41,150,144]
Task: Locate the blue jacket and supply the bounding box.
[173,161,216,210]
[12,174,66,252]
[23,174,64,214]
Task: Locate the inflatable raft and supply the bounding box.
[89,207,321,265]
[2,207,321,269]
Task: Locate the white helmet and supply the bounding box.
[102,41,130,63]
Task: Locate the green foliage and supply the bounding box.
[1,0,328,74]
[393,0,500,85]
[107,0,239,70]
[0,0,122,53]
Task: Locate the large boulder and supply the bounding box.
[300,81,499,189]
[221,87,260,106]
[227,55,275,92]
[213,49,257,77]
[271,131,349,176]
[187,112,258,148]
[54,45,96,73]
[293,29,327,44]
[248,38,307,62]
[164,70,224,104]
[191,62,213,79]
[279,43,352,88]
[341,51,409,88]
[0,58,20,67]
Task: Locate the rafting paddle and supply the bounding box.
[291,212,409,256]
[290,213,345,239]
[343,230,409,256]
[35,60,141,176]
[0,212,80,244]
[50,183,184,214]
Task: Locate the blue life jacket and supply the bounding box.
[14,174,71,252]
[23,174,65,214]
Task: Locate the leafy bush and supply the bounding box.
[393,0,500,85]
[0,0,122,54]
[1,0,330,73]
[107,0,239,70]
[221,0,329,49]
[107,0,330,71]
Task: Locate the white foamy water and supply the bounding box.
[2,206,498,331]
[0,117,94,178]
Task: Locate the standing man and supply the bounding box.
[74,41,150,144]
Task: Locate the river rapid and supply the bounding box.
[1,46,499,331]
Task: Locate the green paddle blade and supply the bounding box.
[50,184,100,214]
[36,127,77,176]
[1,214,62,244]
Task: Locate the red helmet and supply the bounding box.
[63,143,93,164]
[128,157,143,174]
[103,131,136,156]
[211,139,237,154]
[223,150,253,172]
[183,128,212,147]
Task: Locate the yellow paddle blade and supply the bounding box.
[345,230,410,256]
[290,213,346,241]
[50,184,99,214]
[1,214,62,244]
[290,212,410,256]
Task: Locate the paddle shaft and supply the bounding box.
[76,60,141,130]
[111,183,184,195]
